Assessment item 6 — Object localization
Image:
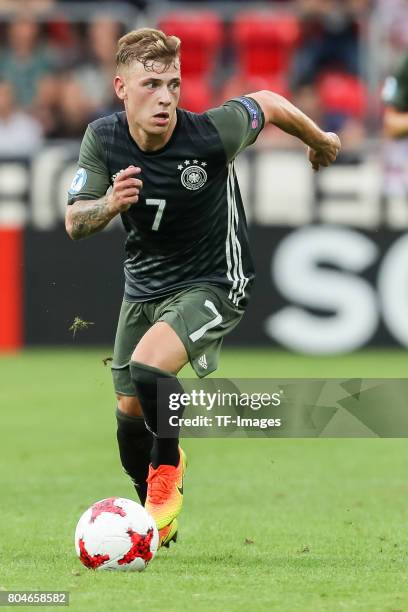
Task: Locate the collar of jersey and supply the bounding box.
[125,108,182,156]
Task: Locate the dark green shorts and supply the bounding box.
[111,284,245,395]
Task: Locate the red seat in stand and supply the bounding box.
[317,72,367,118]
[180,77,213,114]
[233,12,300,78]
[159,12,223,78]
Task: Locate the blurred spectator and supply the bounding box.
[291,0,366,88]
[57,78,96,137]
[0,80,43,156]
[43,15,124,138]
[31,74,95,139]
[69,16,122,116]
[0,16,57,108]
[31,73,63,137]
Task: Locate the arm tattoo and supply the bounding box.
[69,197,114,240]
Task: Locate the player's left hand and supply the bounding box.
[308,132,341,172]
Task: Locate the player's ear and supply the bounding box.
[114,75,126,101]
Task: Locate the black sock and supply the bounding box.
[150,438,179,470]
[129,362,182,468]
[116,408,153,505]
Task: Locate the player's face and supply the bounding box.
[115,59,181,136]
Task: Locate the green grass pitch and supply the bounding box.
[1,348,408,611]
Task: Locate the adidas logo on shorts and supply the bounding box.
[198,354,208,369]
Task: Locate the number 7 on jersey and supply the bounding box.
[146,198,166,231]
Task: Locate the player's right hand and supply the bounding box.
[308,132,341,172]
[107,165,143,214]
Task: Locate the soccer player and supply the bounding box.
[65,28,340,548]
[382,52,408,203]
[383,51,408,138]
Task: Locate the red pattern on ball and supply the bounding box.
[90,498,126,523]
[117,528,154,565]
[79,538,110,569]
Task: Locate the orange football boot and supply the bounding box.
[145,448,187,532]
[159,518,178,548]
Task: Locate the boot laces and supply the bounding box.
[147,466,176,504]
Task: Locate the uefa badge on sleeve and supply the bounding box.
[69,167,88,194]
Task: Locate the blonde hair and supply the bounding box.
[116,28,181,72]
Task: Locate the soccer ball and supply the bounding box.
[74,497,159,571]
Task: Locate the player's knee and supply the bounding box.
[131,347,169,372]
[116,394,143,417]
[131,322,187,373]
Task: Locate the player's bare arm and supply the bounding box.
[65,166,143,240]
[249,90,341,171]
[383,107,408,138]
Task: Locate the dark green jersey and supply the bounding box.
[383,53,408,111]
[67,97,264,306]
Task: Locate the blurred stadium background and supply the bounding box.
[0,0,407,358]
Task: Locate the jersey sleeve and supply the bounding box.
[382,54,408,112]
[67,125,110,205]
[206,96,265,162]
